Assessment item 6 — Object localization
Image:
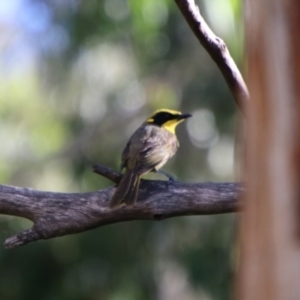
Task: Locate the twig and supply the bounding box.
[93,164,121,183]
[175,0,249,111]
[0,1,248,249]
[0,164,242,249]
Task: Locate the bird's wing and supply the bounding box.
[120,140,130,170]
[138,142,171,172]
[124,125,177,174]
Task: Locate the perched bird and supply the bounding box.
[109,109,192,209]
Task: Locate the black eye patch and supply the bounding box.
[152,112,175,125]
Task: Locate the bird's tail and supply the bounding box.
[109,169,141,208]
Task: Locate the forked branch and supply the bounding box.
[0,0,247,249]
[0,164,242,249]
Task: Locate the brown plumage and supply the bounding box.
[109,109,192,209]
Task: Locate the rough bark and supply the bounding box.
[0,164,242,249]
[0,0,247,249]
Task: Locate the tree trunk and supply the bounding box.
[236,0,300,299]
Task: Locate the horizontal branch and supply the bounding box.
[0,164,242,249]
[175,0,249,111]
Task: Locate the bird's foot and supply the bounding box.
[156,170,177,182]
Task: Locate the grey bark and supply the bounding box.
[0,0,247,249]
[0,164,242,249]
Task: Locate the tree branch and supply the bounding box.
[0,164,242,249]
[175,0,249,111]
[0,1,248,249]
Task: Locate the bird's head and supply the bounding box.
[146,109,192,134]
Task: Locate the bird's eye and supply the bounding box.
[165,113,172,120]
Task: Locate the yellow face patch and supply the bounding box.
[145,108,189,134]
[162,119,184,134]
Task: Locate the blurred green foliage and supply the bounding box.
[0,0,243,299]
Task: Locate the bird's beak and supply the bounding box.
[177,113,192,120]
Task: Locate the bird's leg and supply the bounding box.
[156,170,177,182]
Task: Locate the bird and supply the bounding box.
[109,109,192,209]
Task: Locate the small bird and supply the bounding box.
[109,109,192,209]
